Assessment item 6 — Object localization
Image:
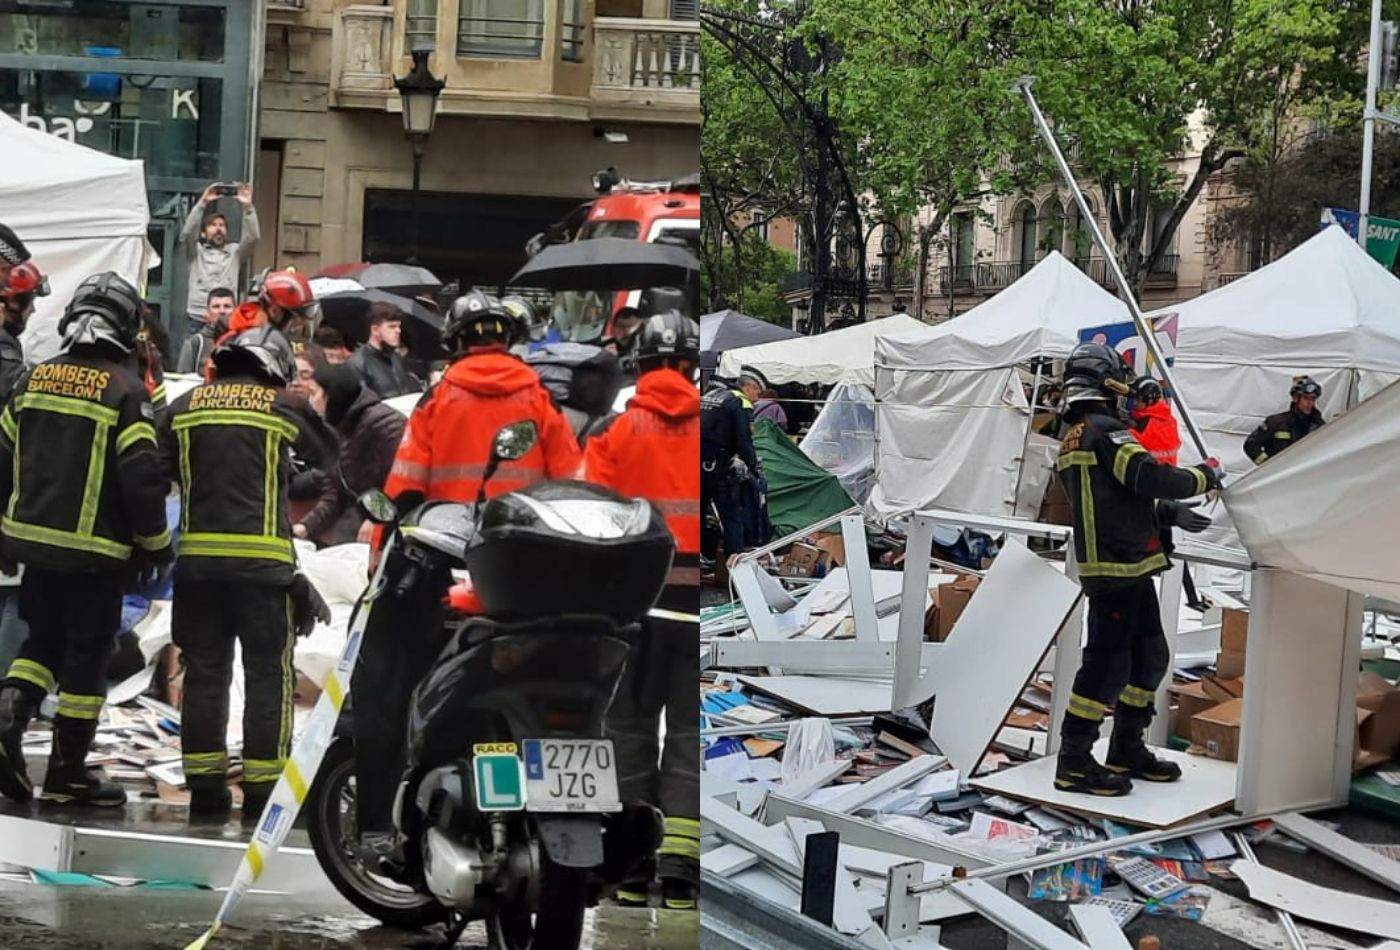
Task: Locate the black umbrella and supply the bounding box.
[353,263,442,297]
[318,288,443,357]
[509,238,699,292]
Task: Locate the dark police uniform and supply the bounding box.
[699,386,759,559]
[1243,407,1324,465]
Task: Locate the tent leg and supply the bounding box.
[1149,563,1183,746]
[1046,547,1082,756]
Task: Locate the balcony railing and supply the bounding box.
[592,17,700,117]
[1215,271,1248,288]
[934,254,1178,295]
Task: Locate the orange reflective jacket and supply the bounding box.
[584,368,700,583]
[1131,400,1181,466]
[384,349,581,505]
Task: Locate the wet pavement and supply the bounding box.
[0,878,695,948]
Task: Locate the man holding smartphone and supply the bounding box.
[180,182,259,342]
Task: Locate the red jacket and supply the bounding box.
[584,368,700,583]
[384,348,581,504]
[1131,400,1182,465]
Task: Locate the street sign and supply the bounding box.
[1321,208,1400,268]
[473,753,526,811]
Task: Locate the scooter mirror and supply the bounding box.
[358,489,398,525]
[492,420,539,463]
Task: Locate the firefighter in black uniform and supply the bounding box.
[1055,341,1222,796]
[1244,375,1325,465]
[700,366,763,561]
[161,327,329,826]
[0,272,172,807]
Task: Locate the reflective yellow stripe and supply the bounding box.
[660,837,701,859]
[116,421,156,454]
[1077,552,1171,580]
[1112,442,1146,485]
[77,420,110,537]
[1253,451,1269,464]
[243,758,286,782]
[16,392,119,426]
[1273,431,1292,440]
[1067,693,1107,722]
[284,761,307,804]
[178,532,294,563]
[7,658,55,693]
[184,752,229,776]
[324,674,344,711]
[1191,467,1207,495]
[2,516,131,560]
[135,528,172,552]
[56,691,104,720]
[1055,450,1095,471]
[0,406,15,445]
[1079,465,1098,566]
[665,816,701,835]
[246,844,264,879]
[279,595,293,762]
[172,409,297,443]
[152,384,167,404]
[263,431,277,539]
[1119,685,1155,708]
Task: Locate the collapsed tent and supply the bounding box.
[701,309,800,372]
[753,418,854,537]
[799,378,876,505]
[717,313,926,386]
[871,231,1400,524]
[0,112,155,361]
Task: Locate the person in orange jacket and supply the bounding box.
[1127,377,1181,465]
[353,290,581,865]
[209,269,318,375]
[583,311,700,910]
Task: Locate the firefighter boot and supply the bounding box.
[1054,726,1132,797]
[188,783,232,825]
[659,815,700,910]
[0,683,40,803]
[241,782,274,831]
[38,716,126,808]
[1107,706,1181,782]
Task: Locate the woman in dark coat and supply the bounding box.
[298,364,407,546]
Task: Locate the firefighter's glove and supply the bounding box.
[1161,500,1210,534]
[728,456,751,481]
[290,573,331,638]
[130,545,174,590]
[1195,458,1224,492]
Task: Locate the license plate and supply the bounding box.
[521,739,621,813]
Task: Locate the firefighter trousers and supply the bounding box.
[172,579,294,791]
[1061,578,1168,754]
[606,583,699,885]
[4,568,123,722]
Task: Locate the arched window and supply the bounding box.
[1065,196,1095,267]
[1038,197,1065,260]
[1016,201,1037,271]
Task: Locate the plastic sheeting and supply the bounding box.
[0,112,154,362]
[717,313,927,386]
[752,418,853,537]
[799,380,876,505]
[1225,378,1400,601]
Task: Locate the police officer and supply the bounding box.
[0,273,172,808]
[161,327,331,826]
[355,290,580,863]
[700,366,763,562]
[1244,375,1325,465]
[1054,341,1222,796]
[585,311,701,910]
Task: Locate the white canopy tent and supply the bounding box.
[0,112,155,361]
[870,230,1400,526]
[716,313,926,386]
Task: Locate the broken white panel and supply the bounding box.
[701,842,760,877]
[1067,904,1131,950]
[782,817,893,940]
[948,878,1089,949]
[765,794,992,870]
[842,513,880,642]
[1272,812,1400,895]
[737,675,893,716]
[713,639,945,677]
[1235,860,1400,939]
[925,539,1081,776]
[822,756,949,816]
[1196,884,1373,950]
[781,759,854,803]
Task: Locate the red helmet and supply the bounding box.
[3,260,49,300]
[259,269,315,314]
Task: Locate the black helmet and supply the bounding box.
[58,271,144,354]
[634,310,699,371]
[1290,375,1322,399]
[1061,340,1133,407]
[1129,375,1164,407]
[500,294,541,345]
[444,290,516,351]
[211,325,296,386]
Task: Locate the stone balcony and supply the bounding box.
[590,17,700,124]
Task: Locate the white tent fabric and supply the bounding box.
[0,112,153,361]
[1225,377,1400,600]
[799,379,877,504]
[716,313,927,386]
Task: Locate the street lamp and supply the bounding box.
[394,49,445,265]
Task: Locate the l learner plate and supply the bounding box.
[522,739,621,813]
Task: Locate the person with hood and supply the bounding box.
[180,183,258,340]
[584,311,701,910]
[1126,377,1181,465]
[752,388,788,433]
[1244,375,1325,465]
[295,363,405,547]
[352,290,580,866]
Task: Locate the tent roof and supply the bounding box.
[877,253,1129,371]
[0,111,149,242]
[1159,226,1400,371]
[700,309,800,370]
[718,313,927,386]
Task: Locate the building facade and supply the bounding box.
[256,0,700,297]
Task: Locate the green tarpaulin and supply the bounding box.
[752,419,854,537]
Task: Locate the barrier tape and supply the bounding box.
[184,562,386,949]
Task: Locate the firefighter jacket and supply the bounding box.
[1129,400,1181,465]
[0,347,171,573]
[384,348,581,507]
[584,367,700,585]
[1243,407,1324,465]
[1057,410,1214,596]
[162,374,327,585]
[700,388,759,473]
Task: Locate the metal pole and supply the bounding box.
[1233,833,1307,950]
[409,138,424,265]
[1009,361,1044,515]
[1014,77,1212,465]
[1361,0,1383,251]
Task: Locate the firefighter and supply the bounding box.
[584,311,700,910]
[354,290,581,863]
[0,272,172,807]
[216,268,319,356]
[1244,375,1325,465]
[700,366,763,562]
[1125,377,1181,465]
[161,327,331,826]
[0,259,47,400]
[1054,341,1222,796]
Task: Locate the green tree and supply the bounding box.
[704,228,799,325]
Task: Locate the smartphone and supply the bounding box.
[213,183,239,197]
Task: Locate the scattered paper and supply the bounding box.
[1189,829,1237,861]
[968,812,1038,842]
[1027,858,1104,902]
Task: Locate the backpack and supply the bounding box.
[524,343,624,443]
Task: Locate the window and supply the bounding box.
[670,0,699,18]
[561,0,584,61]
[579,219,641,240]
[1065,200,1093,266]
[457,0,544,59]
[597,0,643,15]
[406,0,437,53]
[1038,197,1064,258]
[951,212,974,282]
[1016,202,1037,269]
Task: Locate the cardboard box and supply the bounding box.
[1170,682,1216,738]
[1356,672,1400,764]
[1192,698,1242,762]
[779,542,828,578]
[930,574,981,642]
[1220,608,1249,655]
[1215,650,1247,680]
[1202,675,1244,704]
[812,531,846,568]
